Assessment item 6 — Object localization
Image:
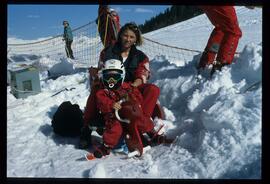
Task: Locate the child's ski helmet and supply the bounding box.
[100,59,125,90]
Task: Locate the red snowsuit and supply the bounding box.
[199,6,242,67]
[84,43,160,127]
[96,82,154,148]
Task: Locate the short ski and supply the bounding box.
[84,145,151,161]
[127,145,151,158]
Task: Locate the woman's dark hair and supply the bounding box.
[117,22,143,46]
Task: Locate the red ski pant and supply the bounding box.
[137,83,160,118]
[199,6,242,66]
[103,117,154,148]
[83,83,160,126]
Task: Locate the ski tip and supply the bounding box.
[85,153,96,161]
[127,145,151,158]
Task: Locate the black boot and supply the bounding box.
[140,133,150,147]
[147,129,174,146]
[210,61,227,76]
[197,51,217,70]
[79,126,92,149]
[93,144,111,158]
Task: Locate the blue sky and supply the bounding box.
[8,4,171,40]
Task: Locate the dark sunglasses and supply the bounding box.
[103,73,122,81]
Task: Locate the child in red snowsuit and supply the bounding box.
[198,6,242,75]
[95,82,154,154]
[92,59,165,158]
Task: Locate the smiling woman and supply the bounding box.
[7,4,170,40]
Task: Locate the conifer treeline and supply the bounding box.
[139,6,204,33]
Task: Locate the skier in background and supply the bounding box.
[197,6,242,76]
[97,5,121,47]
[62,20,75,59]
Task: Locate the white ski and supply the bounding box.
[84,146,151,161]
[127,145,151,158]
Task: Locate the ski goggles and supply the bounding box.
[102,70,124,83]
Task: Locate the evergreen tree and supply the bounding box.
[139,6,203,34]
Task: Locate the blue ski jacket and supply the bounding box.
[63,26,73,41]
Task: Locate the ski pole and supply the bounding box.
[51,87,76,97]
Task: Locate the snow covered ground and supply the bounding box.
[7,6,262,178]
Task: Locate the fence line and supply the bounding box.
[8,20,213,68]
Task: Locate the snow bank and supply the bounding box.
[48,58,76,78]
[149,43,261,178]
[7,43,261,178]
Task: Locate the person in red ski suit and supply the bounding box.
[96,82,153,147]
[92,59,166,158]
[79,22,160,149]
[197,6,242,75]
[97,5,121,47]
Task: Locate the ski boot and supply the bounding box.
[147,126,174,146]
[93,144,111,158]
[197,50,216,70]
[210,60,228,76]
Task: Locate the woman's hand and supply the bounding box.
[131,78,142,87]
[113,102,122,110]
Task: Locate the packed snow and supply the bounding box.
[7,6,261,178]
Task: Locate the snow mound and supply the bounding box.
[149,43,261,178]
[7,43,261,178]
[48,58,76,78]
